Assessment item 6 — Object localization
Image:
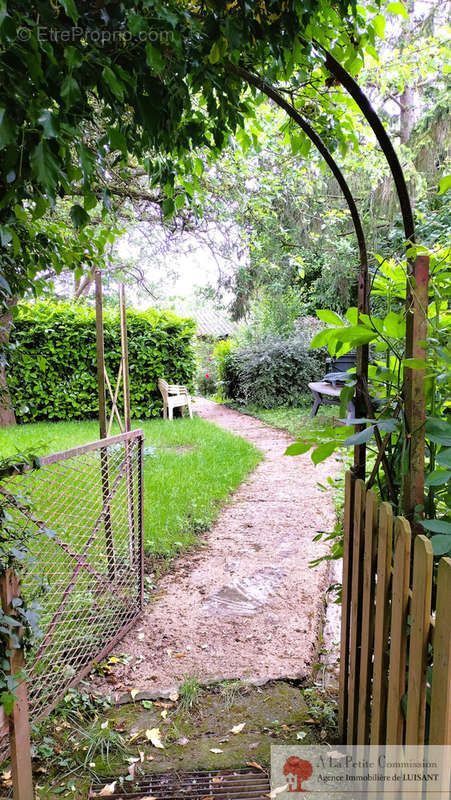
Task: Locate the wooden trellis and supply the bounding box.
[95,271,132,438]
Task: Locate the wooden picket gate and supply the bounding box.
[339,471,451,746]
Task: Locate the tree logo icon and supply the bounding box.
[283,756,313,792]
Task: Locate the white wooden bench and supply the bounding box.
[158,379,193,420]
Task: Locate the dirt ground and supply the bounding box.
[93,398,339,700]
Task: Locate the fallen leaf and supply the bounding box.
[209,748,223,754]
[128,763,137,779]
[169,690,179,701]
[176,736,189,746]
[126,756,139,764]
[138,750,145,762]
[1,771,12,781]
[305,718,320,725]
[154,701,176,709]
[129,729,144,742]
[146,755,154,762]
[267,785,288,798]
[161,709,168,720]
[146,727,164,748]
[140,797,157,800]
[296,731,307,740]
[98,782,116,796]
[229,722,245,734]
[246,761,264,772]
[130,689,139,700]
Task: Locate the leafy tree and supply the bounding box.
[1,0,391,311]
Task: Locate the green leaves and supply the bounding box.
[316,309,344,326]
[372,14,385,39]
[60,75,81,107]
[209,37,228,64]
[420,519,451,556]
[383,311,405,339]
[69,204,90,229]
[38,109,59,139]
[102,66,124,100]
[438,175,451,195]
[8,302,196,423]
[424,469,451,487]
[0,690,16,716]
[0,106,16,148]
[309,310,378,356]
[30,141,62,194]
[285,442,311,456]
[145,43,164,72]
[311,441,337,465]
[403,358,427,369]
[426,419,451,446]
[437,448,451,469]
[58,0,79,23]
[344,426,375,446]
[386,1,409,18]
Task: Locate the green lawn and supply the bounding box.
[0,416,261,558]
[229,400,336,440]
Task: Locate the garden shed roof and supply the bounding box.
[178,307,238,338]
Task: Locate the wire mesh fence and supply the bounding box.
[0,429,144,759]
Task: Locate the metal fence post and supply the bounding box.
[0,570,33,800]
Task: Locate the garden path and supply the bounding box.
[94,398,339,699]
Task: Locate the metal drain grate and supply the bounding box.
[90,768,271,799]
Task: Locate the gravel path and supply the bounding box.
[95,398,339,698]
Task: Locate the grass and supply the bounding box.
[229,399,336,440]
[178,675,201,712]
[0,415,261,558]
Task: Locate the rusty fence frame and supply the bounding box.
[0,428,145,793]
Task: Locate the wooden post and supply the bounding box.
[386,517,411,744]
[402,255,429,529]
[354,260,370,481]
[357,489,378,743]
[429,558,451,745]
[119,283,131,433]
[371,502,393,745]
[347,478,365,744]
[95,271,115,578]
[95,270,107,440]
[119,284,136,562]
[405,535,433,744]
[0,570,33,800]
[338,471,354,742]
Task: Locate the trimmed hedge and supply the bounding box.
[8,302,196,422]
[219,334,324,408]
